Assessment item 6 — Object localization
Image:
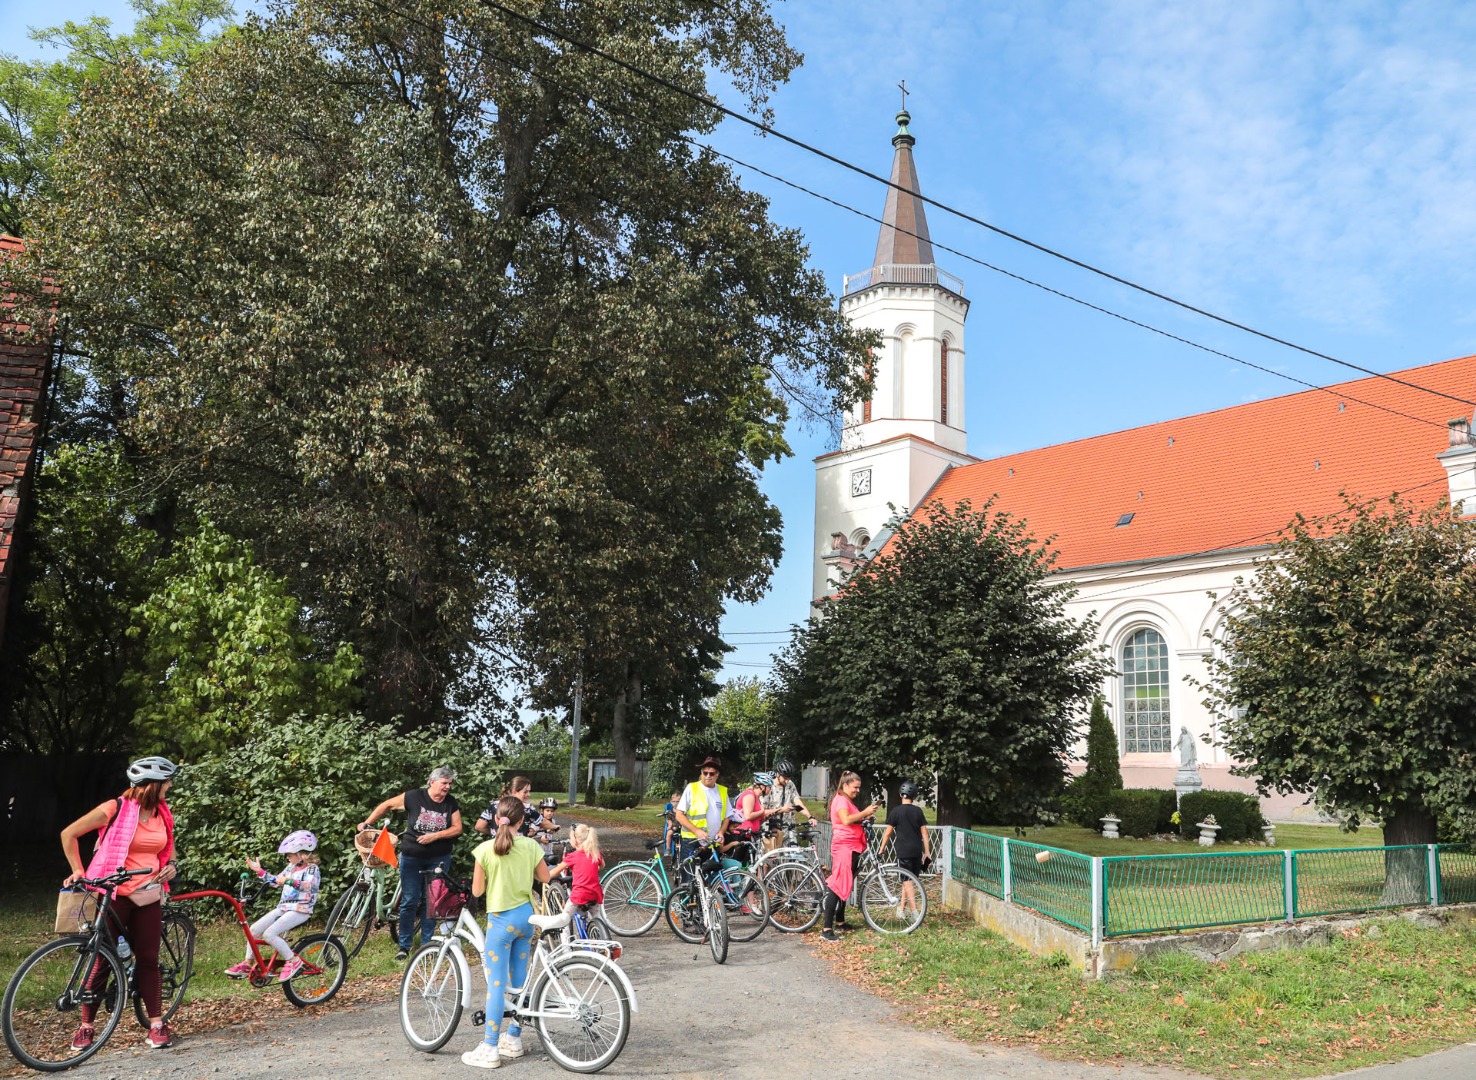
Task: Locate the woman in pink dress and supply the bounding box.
[820,771,878,942]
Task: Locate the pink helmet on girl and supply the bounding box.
[277,830,317,854]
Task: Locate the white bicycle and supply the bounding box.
[398,874,637,1073]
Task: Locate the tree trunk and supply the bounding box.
[610,665,641,783]
[934,774,973,829]
[1381,803,1437,905]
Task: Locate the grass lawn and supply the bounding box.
[973,823,1385,858]
[821,907,1476,1079]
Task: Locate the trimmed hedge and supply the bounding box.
[602,777,633,794]
[1101,788,1177,838]
[595,792,641,810]
[1178,790,1265,842]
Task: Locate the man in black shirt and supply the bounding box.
[359,765,463,960]
[879,781,930,918]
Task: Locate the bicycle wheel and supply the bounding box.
[3,937,126,1072]
[532,956,631,1073]
[859,866,927,934]
[706,893,728,965]
[324,881,374,960]
[587,917,613,941]
[663,885,702,944]
[134,909,194,1028]
[282,934,347,1007]
[765,863,824,933]
[716,869,768,943]
[398,941,464,1052]
[599,864,663,936]
[543,881,569,915]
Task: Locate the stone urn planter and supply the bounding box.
[1262,823,1276,846]
[1100,814,1121,840]
[1197,818,1220,847]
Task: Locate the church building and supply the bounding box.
[813,113,1476,816]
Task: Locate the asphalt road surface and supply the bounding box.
[74,924,1195,1080]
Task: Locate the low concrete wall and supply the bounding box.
[944,878,1476,980]
[942,880,1093,973]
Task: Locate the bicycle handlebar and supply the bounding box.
[70,867,153,890]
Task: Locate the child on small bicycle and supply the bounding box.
[549,823,605,930]
[227,830,320,982]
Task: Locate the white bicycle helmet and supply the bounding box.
[126,756,178,785]
[277,830,318,854]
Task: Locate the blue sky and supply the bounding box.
[8,0,1476,686]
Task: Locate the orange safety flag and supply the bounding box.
[371,827,399,869]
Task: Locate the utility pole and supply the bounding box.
[567,661,584,807]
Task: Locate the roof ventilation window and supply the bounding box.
[1008,467,1015,477]
[1167,436,1174,446]
[1116,512,1135,527]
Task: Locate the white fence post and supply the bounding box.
[1283,850,1294,923]
[940,826,953,893]
[1091,856,1103,950]
[1428,844,1441,906]
[1001,837,1013,904]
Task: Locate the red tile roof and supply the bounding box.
[924,353,1476,571]
[1,234,54,646]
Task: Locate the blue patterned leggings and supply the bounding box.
[483,903,534,1045]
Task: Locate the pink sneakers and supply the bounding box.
[223,961,253,979]
[70,1024,94,1050]
[278,956,304,982]
[145,1023,173,1049]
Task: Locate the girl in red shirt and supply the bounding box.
[550,823,605,927]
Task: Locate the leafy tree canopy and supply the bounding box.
[1203,495,1476,845]
[644,676,773,797]
[16,0,870,737]
[771,499,1111,826]
[0,0,234,236]
[129,520,362,760]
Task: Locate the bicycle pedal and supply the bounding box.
[471,1010,485,1026]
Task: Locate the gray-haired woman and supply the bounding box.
[359,765,463,960]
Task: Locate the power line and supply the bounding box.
[472,0,1476,411]
[353,0,1473,445]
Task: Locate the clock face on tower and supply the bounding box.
[851,468,872,497]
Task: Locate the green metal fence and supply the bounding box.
[943,833,1476,944]
[1102,849,1284,936]
[1009,840,1093,931]
[953,829,1005,899]
[1293,846,1429,917]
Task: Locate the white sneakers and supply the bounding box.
[461,1042,501,1069]
[498,1032,525,1058]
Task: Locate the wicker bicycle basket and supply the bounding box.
[355,828,397,869]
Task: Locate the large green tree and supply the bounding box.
[771,499,1111,827]
[1203,496,1476,883]
[17,0,869,733]
[0,0,233,236]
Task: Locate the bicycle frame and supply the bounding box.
[424,904,637,1018]
[168,888,324,982]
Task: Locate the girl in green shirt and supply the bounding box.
[463,796,549,1070]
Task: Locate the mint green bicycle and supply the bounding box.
[322,826,402,960]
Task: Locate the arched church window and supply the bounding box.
[940,339,949,426]
[1121,627,1171,753]
[863,351,876,423]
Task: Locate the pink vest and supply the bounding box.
[84,797,176,895]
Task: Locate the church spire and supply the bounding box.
[872,107,936,269]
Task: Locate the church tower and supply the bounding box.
[812,108,975,600]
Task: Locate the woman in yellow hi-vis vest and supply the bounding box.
[673,757,732,883]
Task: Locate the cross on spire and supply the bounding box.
[897,79,909,112]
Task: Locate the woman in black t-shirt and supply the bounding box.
[358,765,463,960]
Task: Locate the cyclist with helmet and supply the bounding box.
[726,772,773,865]
[60,756,181,1051]
[226,830,321,982]
[880,781,931,916]
[761,759,815,853]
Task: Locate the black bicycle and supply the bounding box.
[2,869,196,1072]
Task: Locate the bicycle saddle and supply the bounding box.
[643,839,663,850]
[530,910,573,932]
